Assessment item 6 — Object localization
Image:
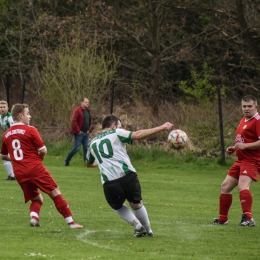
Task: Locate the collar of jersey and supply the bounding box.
[12,122,26,126]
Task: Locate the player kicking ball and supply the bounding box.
[0,103,83,229]
[86,115,173,237]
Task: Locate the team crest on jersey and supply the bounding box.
[243,125,247,129]
[235,134,244,143]
[255,114,260,120]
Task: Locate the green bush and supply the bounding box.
[30,42,119,130]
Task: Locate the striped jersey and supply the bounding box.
[86,128,136,184]
[0,112,14,131]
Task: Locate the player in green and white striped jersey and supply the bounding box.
[86,115,173,237]
[0,100,15,180]
[88,126,136,184]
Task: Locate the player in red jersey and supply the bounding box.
[213,95,260,226]
[0,103,83,229]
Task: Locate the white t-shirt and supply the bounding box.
[87,128,136,184]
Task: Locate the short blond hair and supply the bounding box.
[0,100,8,106]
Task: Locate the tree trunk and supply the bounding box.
[236,0,260,62]
[150,56,160,117]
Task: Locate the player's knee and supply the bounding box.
[221,182,233,193]
[130,201,142,210]
[220,183,227,193]
[111,204,123,210]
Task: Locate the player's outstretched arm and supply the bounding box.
[131,122,173,140]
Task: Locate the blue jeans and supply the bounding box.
[65,132,89,163]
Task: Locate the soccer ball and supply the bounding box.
[168,129,188,149]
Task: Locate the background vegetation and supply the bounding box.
[1,0,259,154]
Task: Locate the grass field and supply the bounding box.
[1,151,260,260]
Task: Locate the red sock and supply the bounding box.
[29,200,42,221]
[239,189,253,219]
[219,194,232,222]
[53,194,73,219]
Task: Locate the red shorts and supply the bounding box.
[19,174,58,203]
[228,160,260,181]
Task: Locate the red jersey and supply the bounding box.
[70,106,92,134]
[235,113,260,161]
[0,123,47,183]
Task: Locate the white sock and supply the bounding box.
[65,216,73,224]
[134,205,152,233]
[3,160,15,177]
[114,204,142,230]
[30,212,39,220]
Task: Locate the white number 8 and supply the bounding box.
[12,139,23,160]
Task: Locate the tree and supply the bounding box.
[89,0,210,116]
[31,43,119,129]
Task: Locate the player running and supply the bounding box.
[0,103,83,229]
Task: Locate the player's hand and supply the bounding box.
[162,122,173,130]
[234,142,247,150]
[226,146,235,155]
[39,154,45,160]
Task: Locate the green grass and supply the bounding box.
[0,150,260,260]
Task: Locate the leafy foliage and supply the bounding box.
[180,63,226,103]
[0,0,260,151]
[30,43,119,128]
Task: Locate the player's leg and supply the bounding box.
[237,163,257,226]
[3,160,15,179]
[20,181,43,227]
[35,172,83,228]
[130,202,153,236]
[114,203,144,230]
[103,180,135,223]
[49,187,83,229]
[123,172,149,236]
[213,174,238,224]
[64,134,83,165]
[127,173,153,236]
[30,194,43,227]
[213,162,239,224]
[103,177,146,237]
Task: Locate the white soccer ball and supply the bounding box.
[168,129,188,149]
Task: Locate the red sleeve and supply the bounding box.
[87,108,93,132]
[0,136,8,155]
[31,127,45,149]
[70,107,81,133]
[256,119,260,139]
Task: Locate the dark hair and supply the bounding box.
[11,103,29,121]
[81,97,89,102]
[242,95,257,105]
[102,115,120,129]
